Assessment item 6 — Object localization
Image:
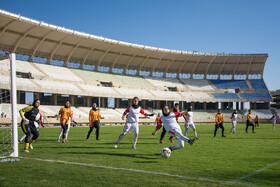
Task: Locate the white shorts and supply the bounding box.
[122,122,139,135]
[185,122,196,130]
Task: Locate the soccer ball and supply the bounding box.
[160,147,171,158]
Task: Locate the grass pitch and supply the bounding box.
[1,123,280,186]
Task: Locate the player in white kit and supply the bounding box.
[159,105,195,151]
[230,109,238,133]
[270,114,278,129]
[183,107,199,139]
[114,97,153,149]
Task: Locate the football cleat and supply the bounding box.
[29,144,33,150]
[169,137,174,143]
[159,140,163,144]
[24,149,29,153]
[114,144,118,149]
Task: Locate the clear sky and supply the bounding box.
[1,0,280,90]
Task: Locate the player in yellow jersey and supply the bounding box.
[152,113,162,135]
[254,115,259,128]
[246,109,255,133]
[214,109,225,137]
[57,101,73,143]
[19,99,41,153]
[86,103,104,141]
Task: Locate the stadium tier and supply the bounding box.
[212,93,240,99]
[210,80,249,89]
[0,9,273,125]
[249,79,267,90]
[239,92,271,100]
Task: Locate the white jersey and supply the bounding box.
[160,112,182,133]
[123,105,147,123]
[184,111,193,124]
[231,113,238,122]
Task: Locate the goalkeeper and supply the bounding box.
[19,99,41,153]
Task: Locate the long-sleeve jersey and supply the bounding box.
[254,117,259,122]
[215,113,224,124]
[183,111,193,124]
[170,108,180,121]
[231,113,238,122]
[19,105,40,122]
[159,112,183,133]
[247,113,252,122]
[155,116,161,124]
[270,116,278,124]
[123,105,147,123]
[59,107,73,124]
[89,109,102,123]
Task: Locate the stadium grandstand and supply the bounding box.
[0,9,274,125]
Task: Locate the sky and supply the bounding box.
[1,0,280,90]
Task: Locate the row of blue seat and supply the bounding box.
[212,92,271,99]
[210,79,267,90]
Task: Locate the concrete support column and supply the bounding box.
[101,97,105,108]
[254,102,257,110]
[155,100,159,109]
[191,102,195,110]
[52,94,57,105]
[17,91,21,104]
[34,92,40,100]
[203,102,207,110]
[215,102,218,110]
[70,95,75,106]
[86,96,90,107]
[115,98,120,108]
[128,99,132,106]
[142,100,146,109]
[236,102,239,110]
[241,102,244,110]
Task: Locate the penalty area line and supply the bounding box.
[231,160,280,183]
[21,157,253,186]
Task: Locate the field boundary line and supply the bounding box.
[231,160,280,183]
[21,157,255,186]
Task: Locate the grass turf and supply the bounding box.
[1,123,280,186]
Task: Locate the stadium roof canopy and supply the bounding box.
[0,9,268,78]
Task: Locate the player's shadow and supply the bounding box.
[64,151,158,160]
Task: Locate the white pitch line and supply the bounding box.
[231,160,280,183]
[20,157,255,186]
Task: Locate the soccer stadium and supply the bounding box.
[0,4,279,187]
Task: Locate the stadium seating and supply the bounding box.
[240,93,271,100]
[210,80,249,89]
[115,75,154,89]
[212,93,239,99]
[114,87,154,99]
[0,59,44,78]
[74,69,113,84]
[79,84,119,97]
[34,63,83,82]
[34,80,80,93]
[145,77,186,91]
[181,79,214,91]
[249,79,267,90]
[0,103,28,117]
[181,92,212,100]
[0,75,36,89]
[149,90,183,100]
